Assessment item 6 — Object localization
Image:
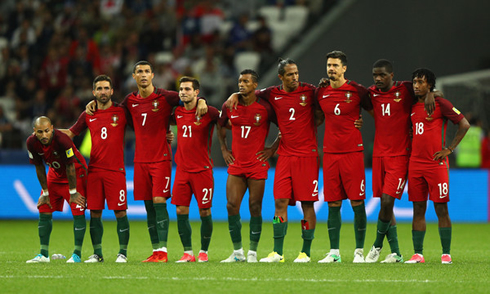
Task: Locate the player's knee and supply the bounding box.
[199,208,211,217]
[226,202,240,214]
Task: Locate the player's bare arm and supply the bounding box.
[195,98,208,117]
[85,100,96,116]
[315,107,325,126]
[433,117,470,161]
[35,164,52,209]
[217,123,235,166]
[225,92,240,110]
[66,163,85,207]
[257,135,280,162]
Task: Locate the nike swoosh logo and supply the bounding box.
[89,118,97,122]
[132,104,139,107]
[38,153,44,155]
[411,113,415,116]
[274,96,283,100]
[396,191,402,195]
[251,231,261,235]
[231,115,239,118]
[119,228,129,232]
[440,194,447,198]
[177,115,183,118]
[322,94,330,98]
[359,192,365,196]
[163,189,169,193]
[312,193,318,197]
[202,200,210,204]
[117,203,125,206]
[373,93,380,97]
[74,227,85,231]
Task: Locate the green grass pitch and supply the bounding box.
[1,220,489,294]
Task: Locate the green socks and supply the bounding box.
[373,218,391,248]
[154,202,169,248]
[273,216,288,255]
[89,217,103,257]
[228,214,242,250]
[439,227,451,255]
[73,214,86,257]
[177,214,192,251]
[38,214,52,257]
[327,206,341,249]
[412,230,426,254]
[144,200,159,249]
[301,227,315,257]
[353,203,367,249]
[116,215,130,256]
[387,225,401,256]
[200,215,213,252]
[249,216,262,252]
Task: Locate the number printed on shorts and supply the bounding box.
[438,182,448,198]
[47,161,61,169]
[359,179,365,196]
[312,180,318,197]
[202,188,213,204]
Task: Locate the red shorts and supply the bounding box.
[408,167,450,203]
[323,152,366,202]
[38,168,87,216]
[372,156,409,199]
[86,168,127,210]
[274,156,319,205]
[133,161,172,201]
[171,168,214,209]
[227,161,269,180]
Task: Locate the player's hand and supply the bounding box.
[424,92,436,116]
[37,195,52,209]
[354,115,363,130]
[196,99,208,118]
[318,77,330,88]
[226,93,240,110]
[221,148,235,166]
[433,148,451,161]
[166,130,174,144]
[86,100,97,116]
[257,147,276,161]
[69,192,86,207]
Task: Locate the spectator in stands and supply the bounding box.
[227,13,252,52]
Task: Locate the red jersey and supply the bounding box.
[174,105,220,172]
[317,80,371,153]
[121,88,180,163]
[219,98,276,168]
[70,105,127,173]
[410,97,464,169]
[369,81,414,157]
[256,83,318,157]
[26,130,88,183]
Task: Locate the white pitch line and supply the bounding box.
[0,275,465,283]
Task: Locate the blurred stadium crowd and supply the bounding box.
[0,0,333,149]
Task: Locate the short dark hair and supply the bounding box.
[93,75,113,90]
[373,59,393,73]
[240,69,259,83]
[412,68,436,91]
[179,76,200,90]
[277,58,296,76]
[133,60,153,73]
[325,50,348,66]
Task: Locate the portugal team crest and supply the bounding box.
[344,92,352,103]
[299,95,307,106]
[111,114,119,127]
[194,116,202,125]
[152,99,160,112]
[394,91,401,102]
[254,113,262,126]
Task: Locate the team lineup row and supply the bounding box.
[25,50,470,265]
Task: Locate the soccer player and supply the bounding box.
[63,75,130,263]
[316,50,371,263]
[365,60,437,263]
[218,69,278,263]
[171,76,219,263]
[26,116,87,263]
[405,68,469,264]
[87,61,208,262]
[228,59,319,263]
